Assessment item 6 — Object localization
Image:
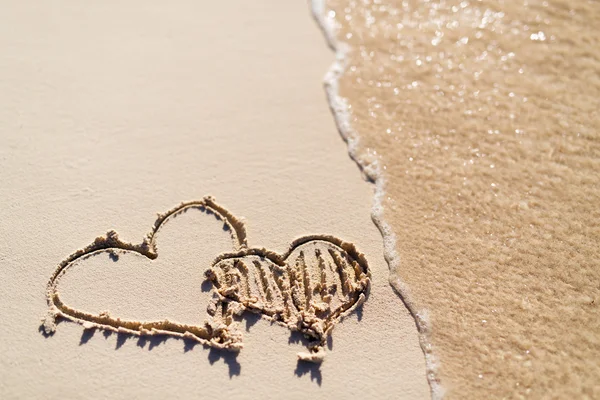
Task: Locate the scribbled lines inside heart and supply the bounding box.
[43,196,370,362]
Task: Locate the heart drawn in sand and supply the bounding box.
[42,196,370,362]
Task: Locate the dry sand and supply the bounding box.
[0,1,429,399]
[320,0,600,398]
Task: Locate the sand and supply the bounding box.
[0,1,429,399]
[320,0,600,398]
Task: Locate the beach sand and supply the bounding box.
[3,0,597,398]
[0,1,429,399]
[320,0,600,398]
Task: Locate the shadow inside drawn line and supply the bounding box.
[201,279,213,292]
[40,311,326,384]
[287,330,329,379]
[294,360,322,386]
[355,302,364,321]
[136,334,168,350]
[288,329,322,349]
[183,338,199,352]
[38,323,54,338]
[67,324,240,377]
[208,347,241,378]
[114,332,130,349]
[74,326,175,351]
[80,328,95,345]
[288,330,304,345]
[244,312,261,332]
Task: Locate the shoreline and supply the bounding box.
[317,1,600,397]
[310,1,441,398]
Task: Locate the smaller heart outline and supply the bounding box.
[206,235,371,361]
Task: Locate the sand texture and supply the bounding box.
[0,1,429,399]
[320,0,600,398]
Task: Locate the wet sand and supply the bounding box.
[320,0,600,398]
[0,1,429,399]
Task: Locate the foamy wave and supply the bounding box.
[310,1,443,398]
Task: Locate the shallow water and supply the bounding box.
[320,0,600,397]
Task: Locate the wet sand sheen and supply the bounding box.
[320,0,600,398]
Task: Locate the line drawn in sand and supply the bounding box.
[42,196,370,363]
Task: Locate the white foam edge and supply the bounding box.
[310,1,444,398]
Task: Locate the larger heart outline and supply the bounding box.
[43,196,370,362]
